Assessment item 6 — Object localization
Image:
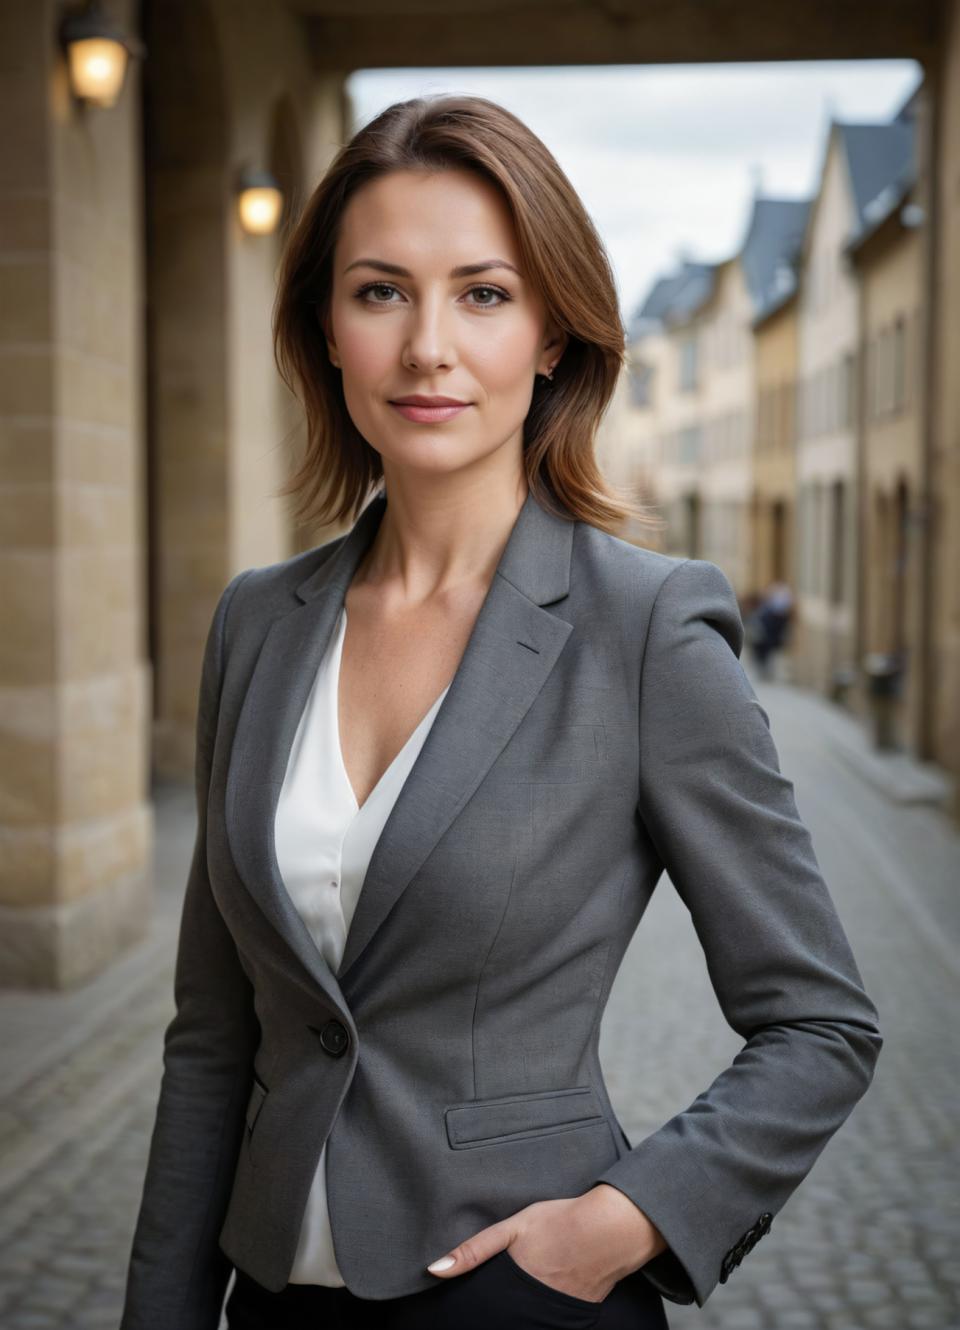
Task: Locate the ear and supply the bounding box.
[319,307,341,369]
[539,316,569,376]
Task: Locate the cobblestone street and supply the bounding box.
[1,670,958,1330]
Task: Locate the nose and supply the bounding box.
[402,292,456,373]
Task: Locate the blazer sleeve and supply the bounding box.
[120,569,259,1330]
[590,557,883,1309]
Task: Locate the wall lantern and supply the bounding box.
[236,168,285,236]
[59,0,146,109]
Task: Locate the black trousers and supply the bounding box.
[225,1250,670,1329]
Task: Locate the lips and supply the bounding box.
[389,396,469,407]
[389,398,472,424]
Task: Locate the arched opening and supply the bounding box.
[142,0,230,776]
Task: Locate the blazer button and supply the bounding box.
[318,1019,349,1057]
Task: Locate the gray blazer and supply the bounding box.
[120,486,882,1329]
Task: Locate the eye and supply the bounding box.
[352,281,511,310]
[354,281,401,304]
[466,285,510,308]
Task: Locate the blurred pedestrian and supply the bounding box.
[747,581,794,680]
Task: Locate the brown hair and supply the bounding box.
[272,93,661,538]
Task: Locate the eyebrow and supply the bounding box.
[343,258,522,279]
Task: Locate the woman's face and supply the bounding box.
[324,168,566,480]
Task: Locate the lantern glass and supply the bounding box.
[239,186,283,236]
[67,36,128,107]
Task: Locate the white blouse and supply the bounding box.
[274,603,450,1285]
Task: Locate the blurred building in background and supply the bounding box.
[846,97,926,769]
[749,202,808,603]
[617,55,958,833]
[1,0,958,988]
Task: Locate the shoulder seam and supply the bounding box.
[638,557,691,688]
[637,559,691,808]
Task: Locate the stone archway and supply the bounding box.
[142,0,232,778]
[266,92,314,559]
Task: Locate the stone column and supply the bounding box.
[0,0,152,986]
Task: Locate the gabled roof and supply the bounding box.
[837,119,916,239]
[794,80,922,276]
[631,194,811,340]
[740,196,811,323]
[842,82,922,253]
[628,260,716,341]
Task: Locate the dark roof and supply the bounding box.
[893,78,923,125]
[628,260,715,340]
[740,196,811,323]
[631,197,810,339]
[837,119,916,239]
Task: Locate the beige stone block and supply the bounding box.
[0,419,54,483]
[158,639,205,721]
[0,346,54,415]
[0,485,55,545]
[56,253,138,366]
[56,194,134,269]
[160,579,227,662]
[58,422,135,488]
[163,512,229,567]
[58,349,131,431]
[0,191,52,252]
[0,671,151,903]
[160,404,226,465]
[0,686,57,827]
[0,73,50,194]
[57,257,109,361]
[151,716,194,781]
[55,95,138,230]
[0,259,52,342]
[0,819,55,906]
[164,454,228,504]
[58,799,153,904]
[59,664,151,823]
[0,550,55,683]
[0,859,152,989]
[164,545,230,610]
[59,483,137,549]
[55,197,104,274]
[60,549,138,676]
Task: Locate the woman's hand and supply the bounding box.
[426,1183,669,1302]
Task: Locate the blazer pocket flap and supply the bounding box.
[445,1085,603,1148]
[245,1077,268,1133]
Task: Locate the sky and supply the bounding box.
[346,61,923,328]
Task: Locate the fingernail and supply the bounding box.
[427,1255,456,1272]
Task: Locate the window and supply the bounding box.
[830,479,846,606]
[842,350,856,430]
[679,334,698,392]
[866,336,876,422]
[679,424,701,465]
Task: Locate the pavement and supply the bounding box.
[1,663,958,1330]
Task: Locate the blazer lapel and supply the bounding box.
[224,494,388,1006]
[225,484,575,999]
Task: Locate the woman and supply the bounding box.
[120,95,882,1330]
